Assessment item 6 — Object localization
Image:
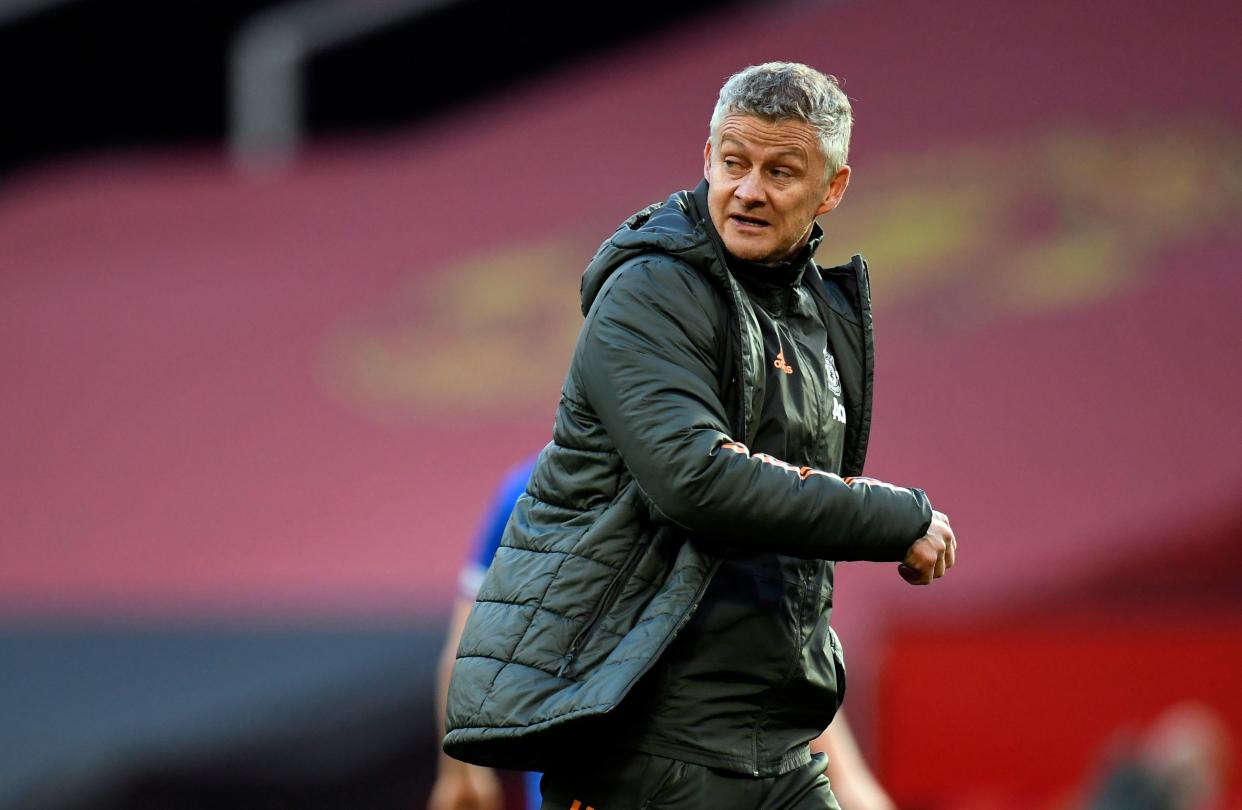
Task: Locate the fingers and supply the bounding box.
[936,511,957,572]
[899,537,941,585]
[897,562,924,584]
[900,511,957,586]
[930,510,956,574]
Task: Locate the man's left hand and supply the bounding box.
[898,510,955,585]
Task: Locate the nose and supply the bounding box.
[734,169,765,206]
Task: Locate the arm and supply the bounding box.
[575,261,932,562]
[812,713,895,810]
[430,598,504,810]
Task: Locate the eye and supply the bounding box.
[771,167,791,179]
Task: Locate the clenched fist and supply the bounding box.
[898,510,955,585]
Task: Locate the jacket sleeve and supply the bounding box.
[574,259,932,562]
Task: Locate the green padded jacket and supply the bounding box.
[443,181,932,772]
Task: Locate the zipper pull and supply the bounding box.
[556,650,577,678]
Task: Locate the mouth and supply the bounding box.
[729,213,770,230]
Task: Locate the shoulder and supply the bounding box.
[581,255,724,357]
[590,253,720,321]
[576,252,726,369]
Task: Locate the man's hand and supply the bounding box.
[898,510,955,585]
[427,758,503,810]
[813,713,896,810]
[833,778,896,810]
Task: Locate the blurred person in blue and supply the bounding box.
[443,62,956,810]
[431,457,898,810]
[432,457,542,810]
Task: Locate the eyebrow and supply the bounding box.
[719,137,807,164]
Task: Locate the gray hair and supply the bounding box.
[709,62,853,176]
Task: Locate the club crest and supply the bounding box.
[823,349,842,396]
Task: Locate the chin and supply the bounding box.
[722,238,774,263]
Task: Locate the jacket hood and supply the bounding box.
[576,178,829,314]
[580,183,714,315]
[580,181,826,315]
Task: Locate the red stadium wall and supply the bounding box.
[879,609,1242,807]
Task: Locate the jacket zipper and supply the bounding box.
[751,721,761,777]
[622,553,727,688]
[557,539,645,678]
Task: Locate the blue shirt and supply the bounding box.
[460,457,538,599]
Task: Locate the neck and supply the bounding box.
[766,224,814,266]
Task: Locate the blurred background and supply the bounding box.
[3,0,1241,807]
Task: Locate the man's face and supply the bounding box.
[704,113,850,265]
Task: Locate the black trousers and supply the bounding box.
[539,751,840,810]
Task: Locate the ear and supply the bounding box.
[815,165,851,217]
[703,139,713,183]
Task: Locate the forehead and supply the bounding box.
[715,113,820,162]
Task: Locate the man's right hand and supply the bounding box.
[898,510,955,585]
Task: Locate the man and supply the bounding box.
[444,62,955,809]
[431,456,897,810]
